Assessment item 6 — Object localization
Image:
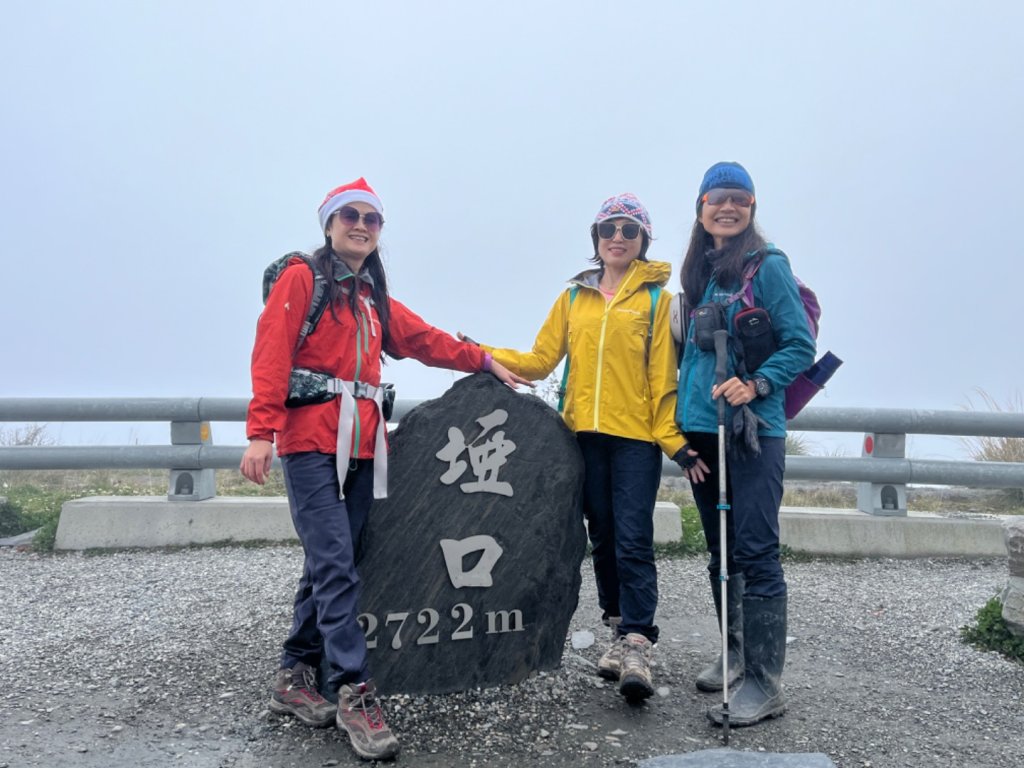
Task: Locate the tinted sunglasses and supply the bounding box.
[701,188,755,208]
[597,221,643,240]
[333,206,384,231]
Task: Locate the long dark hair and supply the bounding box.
[312,239,394,358]
[679,206,766,313]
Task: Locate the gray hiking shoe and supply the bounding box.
[337,679,400,761]
[269,662,336,727]
[617,633,655,702]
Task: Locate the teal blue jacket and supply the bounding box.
[676,246,816,437]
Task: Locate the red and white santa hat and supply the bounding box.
[318,177,384,232]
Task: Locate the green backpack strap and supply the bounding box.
[557,286,579,413]
[557,284,661,414]
[647,285,661,340]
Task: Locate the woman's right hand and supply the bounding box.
[489,359,534,390]
[675,446,710,484]
[240,439,274,485]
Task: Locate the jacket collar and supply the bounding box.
[330,253,376,289]
[569,259,671,293]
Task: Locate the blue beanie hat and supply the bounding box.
[696,162,755,213]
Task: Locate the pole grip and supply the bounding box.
[713,330,729,385]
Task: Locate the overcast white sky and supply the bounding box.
[2,1,1021,458]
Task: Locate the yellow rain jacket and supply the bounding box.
[482,259,686,458]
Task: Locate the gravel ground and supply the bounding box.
[1,545,1022,768]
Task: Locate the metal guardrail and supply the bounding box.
[1,399,1022,515]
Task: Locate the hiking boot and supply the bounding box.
[269,662,336,727]
[708,595,788,727]
[597,637,625,680]
[337,679,400,761]
[617,633,655,702]
[696,574,744,692]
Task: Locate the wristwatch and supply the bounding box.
[752,376,773,398]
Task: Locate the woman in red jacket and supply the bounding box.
[240,177,526,762]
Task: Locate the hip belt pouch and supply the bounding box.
[733,307,776,373]
[692,302,727,351]
[285,368,397,420]
[285,368,336,408]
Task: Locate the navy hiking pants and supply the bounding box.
[686,432,787,600]
[279,452,374,691]
[577,432,662,644]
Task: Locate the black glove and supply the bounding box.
[732,404,770,457]
[672,447,700,471]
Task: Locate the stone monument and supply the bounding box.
[356,373,587,694]
[1002,518,1024,637]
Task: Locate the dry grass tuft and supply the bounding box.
[960,388,1024,504]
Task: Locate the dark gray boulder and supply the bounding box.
[357,373,587,694]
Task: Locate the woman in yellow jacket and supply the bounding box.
[470,193,707,703]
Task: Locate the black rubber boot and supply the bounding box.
[708,594,787,727]
[695,573,744,692]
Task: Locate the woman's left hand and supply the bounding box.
[712,376,756,406]
[489,359,534,389]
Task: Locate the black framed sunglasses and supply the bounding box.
[333,206,384,231]
[701,188,755,208]
[597,221,642,240]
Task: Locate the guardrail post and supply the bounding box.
[169,421,216,501]
[856,432,907,516]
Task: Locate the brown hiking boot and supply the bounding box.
[597,636,626,679]
[337,679,400,761]
[269,662,336,727]
[596,617,624,679]
[617,633,655,702]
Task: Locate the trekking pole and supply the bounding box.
[712,329,731,743]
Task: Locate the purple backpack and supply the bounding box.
[726,247,838,418]
[726,246,821,338]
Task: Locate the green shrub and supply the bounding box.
[961,596,1024,664]
[0,497,29,537]
[654,491,707,558]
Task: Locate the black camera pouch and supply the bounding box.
[285,368,337,408]
[692,302,727,351]
[733,307,776,373]
[381,383,396,421]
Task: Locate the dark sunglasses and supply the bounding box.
[597,221,643,240]
[333,206,384,230]
[701,188,755,208]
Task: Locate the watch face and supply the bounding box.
[755,378,771,397]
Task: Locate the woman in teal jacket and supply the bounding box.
[676,162,815,727]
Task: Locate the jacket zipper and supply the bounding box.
[352,310,363,457]
[592,272,631,431]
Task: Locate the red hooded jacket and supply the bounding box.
[246,259,485,457]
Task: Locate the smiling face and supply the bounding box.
[700,192,753,249]
[326,201,381,270]
[596,217,645,271]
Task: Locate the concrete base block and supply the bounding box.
[654,501,683,544]
[780,507,1008,558]
[55,496,295,550]
[54,497,1011,558]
